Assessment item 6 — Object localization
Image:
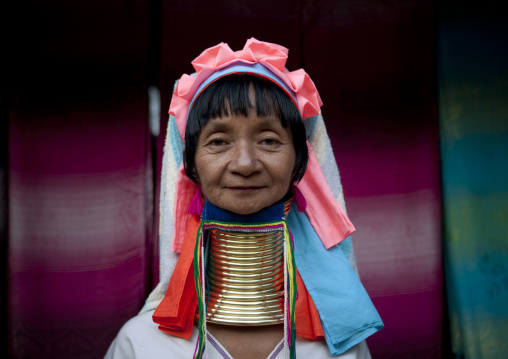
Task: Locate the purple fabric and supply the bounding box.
[269,343,284,359]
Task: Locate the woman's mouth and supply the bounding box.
[227,186,264,192]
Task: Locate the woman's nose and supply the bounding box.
[229,142,261,176]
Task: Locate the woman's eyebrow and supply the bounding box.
[202,120,230,133]
[255,117,284,130]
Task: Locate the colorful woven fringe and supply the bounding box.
[192,220,206,358]
[284,220,297,359]
[192,219,298,359]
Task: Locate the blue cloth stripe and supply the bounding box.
[287,205,383,355]
[202,200,284,223]
[169,115,183,166]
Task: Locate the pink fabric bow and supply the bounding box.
[168,38,323,140]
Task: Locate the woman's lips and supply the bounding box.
[227,186,264,192]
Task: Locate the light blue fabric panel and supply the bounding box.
[287,206,383,355]
[338,235,353,261]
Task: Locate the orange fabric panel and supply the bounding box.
[295,267,325,340]
[153,215,200,339]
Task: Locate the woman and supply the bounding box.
[106,38,383,359]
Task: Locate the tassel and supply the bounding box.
[193,221,206,358]
[283,221,297,359]
[188,187,204,215]
[292,185,307,212]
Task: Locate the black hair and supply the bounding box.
[183,74,308,184]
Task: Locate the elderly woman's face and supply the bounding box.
[194,107,295,215]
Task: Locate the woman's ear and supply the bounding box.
[193,167,200,184]
[291,156,298,184]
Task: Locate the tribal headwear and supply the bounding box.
[168,38,323,141]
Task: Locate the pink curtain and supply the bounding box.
[9,110,152,358]
[8,1,152,357]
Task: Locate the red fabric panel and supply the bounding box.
[294,267,325,339]
[153,215,200,339]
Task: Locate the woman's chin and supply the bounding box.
[205,187,288,215]
[211,199,277,215]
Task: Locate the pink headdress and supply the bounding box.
[168,37,323,140]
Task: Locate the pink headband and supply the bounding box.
[168,38,323,140]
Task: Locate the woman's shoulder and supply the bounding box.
[104,310,197,359]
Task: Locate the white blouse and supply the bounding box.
[105,310,372,359]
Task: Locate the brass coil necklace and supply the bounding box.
[205,201,292,326]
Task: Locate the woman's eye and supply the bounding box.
[207,139,228,147]
[260,138,281,146]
